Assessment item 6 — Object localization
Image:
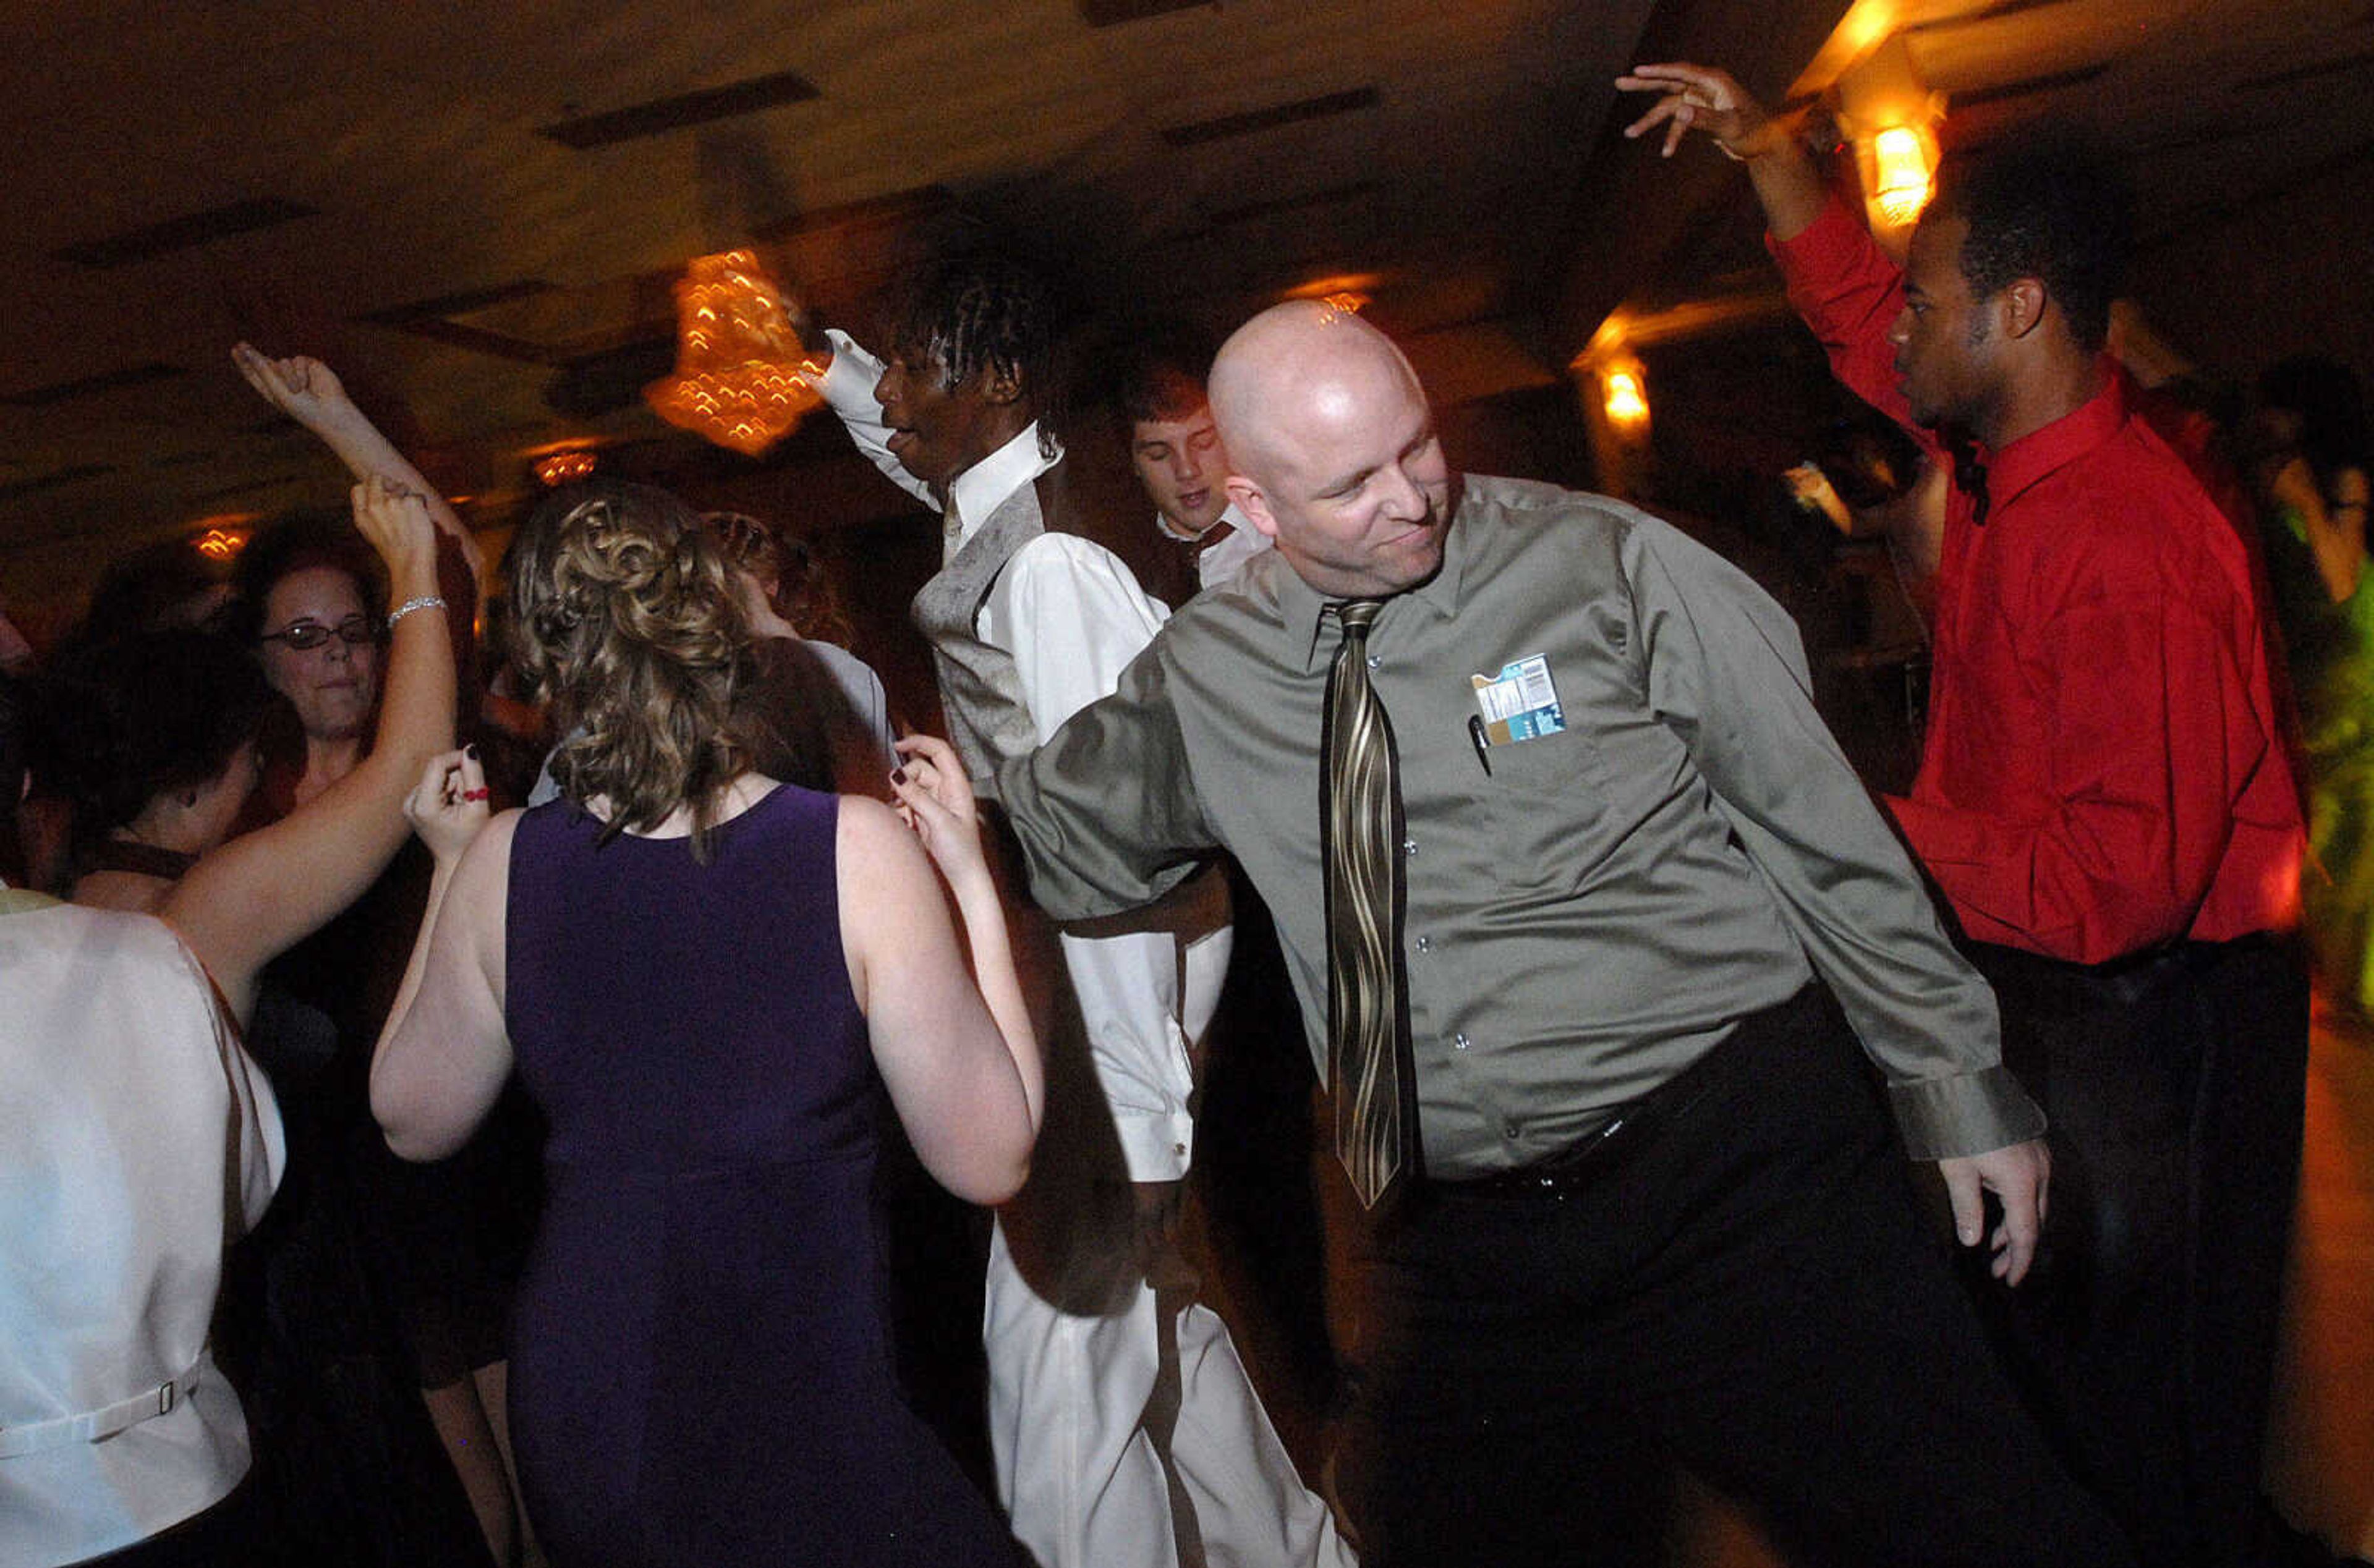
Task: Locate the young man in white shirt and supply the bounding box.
[802,257,1350,1568]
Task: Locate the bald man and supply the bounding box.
[990,302,2132,1567]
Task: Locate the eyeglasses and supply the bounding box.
[260,614,380,651]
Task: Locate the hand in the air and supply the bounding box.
[1614,62,1779,160]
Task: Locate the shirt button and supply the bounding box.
[1452,1032,1471,1051]
[1365,653,1381,670]
[1172,1142,1187,1156]
[1502,1119,1520,1139]
[1414,934,1432,954]
[1402,838,1418,858]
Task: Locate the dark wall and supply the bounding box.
[2128,150,2374,396]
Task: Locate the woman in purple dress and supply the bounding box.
[369,480,1041,1566]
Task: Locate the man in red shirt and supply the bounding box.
[1620,64,2310,1568]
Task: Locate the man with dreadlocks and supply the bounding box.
[801,255,1353,1568]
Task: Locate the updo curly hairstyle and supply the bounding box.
[32,627,274,849]
[509,479,757,852]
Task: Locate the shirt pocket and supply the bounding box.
[1476,726,1610,893]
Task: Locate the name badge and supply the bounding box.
[1470,653,1565,744]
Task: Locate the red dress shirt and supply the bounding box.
[1771,198,2302,964]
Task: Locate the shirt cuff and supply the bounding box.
[1113,1108,1196,1183]
[1886,1065,2048,1161]
[818,328,880,415]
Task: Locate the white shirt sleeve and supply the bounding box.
[984,533,1204,1179]
[984,533,1170,741]
[816,329,938,512]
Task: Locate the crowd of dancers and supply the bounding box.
[5,49,2372,1568]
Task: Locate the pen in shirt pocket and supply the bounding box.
[1466,714,1492,776]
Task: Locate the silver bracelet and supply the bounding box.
[387,595,447,629]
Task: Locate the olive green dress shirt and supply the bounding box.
[997,475,2041,1176]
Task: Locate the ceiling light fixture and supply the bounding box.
[1601,365,1649,429]
[1870,123,1938,227]
[190,520,255,562]
[534,450,598,487]
[644,248,820,458]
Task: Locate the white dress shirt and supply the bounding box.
[818,332,1207,1179]
[1156,502,1274,592]
[2,891,284,1565]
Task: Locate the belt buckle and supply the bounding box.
[156,1379,177,1418]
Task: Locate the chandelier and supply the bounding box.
[644,248,822,457]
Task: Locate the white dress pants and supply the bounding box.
[985,928,1355,1567]
[984,1220,1356,1568]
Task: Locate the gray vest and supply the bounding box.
[909,464,1074,798]
[909,457,1235,956]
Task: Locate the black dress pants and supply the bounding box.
[1969,935,2310,1568]
[1335,985,2132,1568]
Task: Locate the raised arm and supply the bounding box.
[234,344,485,590]
[1615,62,1828,240]
[758,289,924,501]
[843,748,1040,1205]
[1622,64,1934,457]
[162,478,457,1022]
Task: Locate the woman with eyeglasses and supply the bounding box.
[39,476,500,1567]
[371,479,1041,1566]
[222,348,537,1568]
[52,477,452,1014]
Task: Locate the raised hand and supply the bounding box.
[1614,62,1777,159]
[238,342,485,593]
[888,734,990,891]
[351,474,441,599]
[1617,62,1827,240]
[234,342,360,433]
[404,747,493,863]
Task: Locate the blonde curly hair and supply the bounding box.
[509,480,757,855]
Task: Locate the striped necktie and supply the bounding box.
[1321,598,1417,1208]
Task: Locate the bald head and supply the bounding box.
[1209,302,1426,486]
[1211,302,1453,600]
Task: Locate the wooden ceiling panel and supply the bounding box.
[4,0,2367,614]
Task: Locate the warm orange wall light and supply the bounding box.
[188,514,258,562]
[1602,365,1650,428]
[534,449,597,487]
[1870,124,1936,227]
[192,525,250,562]
[1282,274,1381,315]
